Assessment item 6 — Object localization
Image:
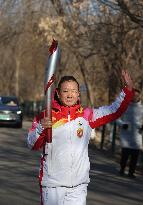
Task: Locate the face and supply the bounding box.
[58,80,80,106]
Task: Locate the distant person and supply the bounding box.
[118,89,143,178]
[27,70,134,205]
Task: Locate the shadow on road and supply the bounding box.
[87,147,143,205]
[0,125,40,205]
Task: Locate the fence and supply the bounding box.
[90,121,120,155]
[21,100,44,118]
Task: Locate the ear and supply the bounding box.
[57,91,60,98]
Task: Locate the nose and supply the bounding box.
[67,91,73,98]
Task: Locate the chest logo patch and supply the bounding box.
[77,128,83,138]
[77,121,83,138]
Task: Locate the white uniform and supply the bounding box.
[42,184,87,205]
[27,87,134,205]
[117,101,143,150]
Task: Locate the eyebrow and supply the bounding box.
[61,89,78,91]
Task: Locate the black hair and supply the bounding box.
[57,76,79,91]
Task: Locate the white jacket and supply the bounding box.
[27,87,134,187]
[117,101,143,150]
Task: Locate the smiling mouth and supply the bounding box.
[66,100,73,103]
[66,98,73,101]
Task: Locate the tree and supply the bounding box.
[0,0,143,105]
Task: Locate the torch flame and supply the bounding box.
[49,39,58,55]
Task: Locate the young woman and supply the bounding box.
[27,70,134,205]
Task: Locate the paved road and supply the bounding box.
[88,149,143,205]
[0,121,143,205]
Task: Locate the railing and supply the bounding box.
[90,121,119,155]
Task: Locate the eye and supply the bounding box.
[72,90,78,93]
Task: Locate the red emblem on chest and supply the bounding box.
[77,128,83,138]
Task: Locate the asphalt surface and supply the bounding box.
[0,120,143,205]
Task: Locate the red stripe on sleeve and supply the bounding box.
[32,129,46,150]
[89,87,134,128]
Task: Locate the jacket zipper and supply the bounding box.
[68,109,74,186]
[68,110,70,122]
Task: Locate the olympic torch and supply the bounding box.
[44,39,60,143]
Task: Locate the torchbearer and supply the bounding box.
[27,67,134,205]
[44,39,60,143]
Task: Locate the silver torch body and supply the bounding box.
[44,40,60,143]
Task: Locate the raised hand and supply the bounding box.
[122,70,134,91]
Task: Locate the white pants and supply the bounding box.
[41,184,87,205]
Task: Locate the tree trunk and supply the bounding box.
[15,57,20,97]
